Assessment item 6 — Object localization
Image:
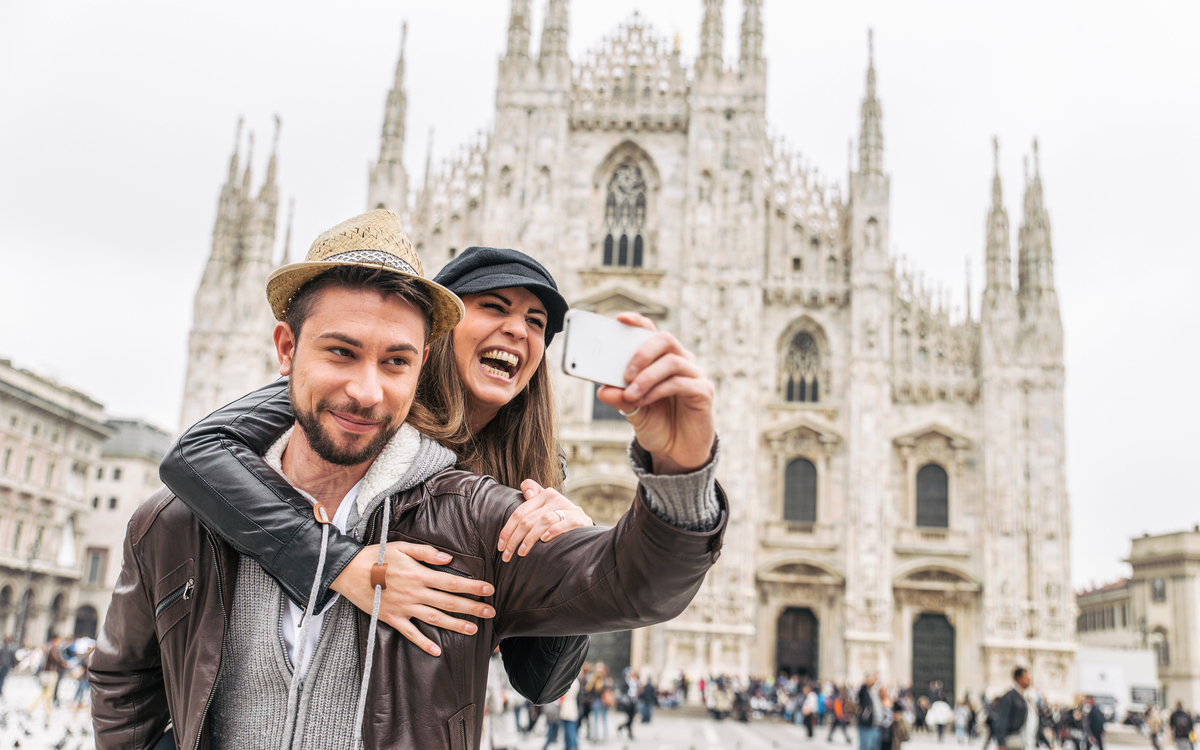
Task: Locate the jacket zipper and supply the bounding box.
[426,563,470,578]
[459,717,467,749]
[154,578,195,619]
[194,533,226,750]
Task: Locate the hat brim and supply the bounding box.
[266,260,465,341]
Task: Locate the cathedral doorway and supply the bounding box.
[776,607,819,677]
[912,613,955,699]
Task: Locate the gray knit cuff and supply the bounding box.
[628,434,721,532]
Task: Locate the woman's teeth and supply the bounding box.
[480,349,518,379]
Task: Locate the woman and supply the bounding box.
[160,246,594,703]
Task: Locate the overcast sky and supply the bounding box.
[1,1,1196,588]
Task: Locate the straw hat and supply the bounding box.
[266,209,464,340]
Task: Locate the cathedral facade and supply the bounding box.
[181,0,1074,697]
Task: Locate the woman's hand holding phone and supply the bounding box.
[595,312,716,475]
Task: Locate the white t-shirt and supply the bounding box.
[280,479,361,680]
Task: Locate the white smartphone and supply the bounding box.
[560,309,656,388]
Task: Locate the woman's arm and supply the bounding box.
[160,379,358,609]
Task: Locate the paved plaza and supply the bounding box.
[0,673,1159,750]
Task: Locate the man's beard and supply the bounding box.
[290,385,399,467]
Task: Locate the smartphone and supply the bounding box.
[560,309,656,388]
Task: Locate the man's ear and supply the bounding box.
[422,344,430,364]
[274,322,297,376]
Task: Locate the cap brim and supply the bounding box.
[266,260,465,341]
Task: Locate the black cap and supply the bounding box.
[434,246,569,345]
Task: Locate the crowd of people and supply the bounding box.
[482,658,667,749]
[0,633,95,725]
[680,669,1200,750]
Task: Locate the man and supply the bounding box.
[995,667,1033,750]
[1085,696,1106,750]
[858,672,884,750]
[89,210,726,750]
[1170,702,1194,750]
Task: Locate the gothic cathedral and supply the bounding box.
[181,0,1073,697]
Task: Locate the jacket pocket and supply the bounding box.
[153,558,195,640]
[448,703,476,750]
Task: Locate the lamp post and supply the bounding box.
[13,537,41,644]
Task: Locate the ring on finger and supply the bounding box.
[555,509,567,522]
[617,405,640,418]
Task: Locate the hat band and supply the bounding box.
[324,249,417,276]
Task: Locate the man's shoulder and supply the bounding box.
[127,487,200,546]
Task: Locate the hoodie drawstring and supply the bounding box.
[279,506,333,750]
[351,495,391,748]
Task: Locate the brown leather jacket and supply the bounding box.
[90,469,725,750]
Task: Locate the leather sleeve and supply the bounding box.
[159,378,361,609]
[482,477,727,639]
[88,512,172,750]
[500,634,590,705]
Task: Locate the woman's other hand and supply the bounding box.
[497,480,594,562]
[330,543,495,656]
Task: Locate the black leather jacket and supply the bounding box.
[158,379,588,704]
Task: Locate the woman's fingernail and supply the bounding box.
[626,384,641,399]
[498,539,506,551]
[625,365,638,380]
[524,488,536,498]
[482,584,494,596]
[437,551,451,561]
[542,533,551,541]
[518,544,527,556]
[502,550,511,562]
[483,607,496,618]
[465,624,477,635]
[430,645,441,656]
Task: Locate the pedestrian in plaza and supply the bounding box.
[828,686,853,743]
[1086,696,1107,750]
[1169,702,1194,750]
[587,662,613,740]
[803,683,820,738]
[995,667,1033,750]
[617,685,638,740]
[1147,705,1165,750]
[0,635,16,696]
[559,676,581,750]
[639,677,657,723]
[929,696,954,742]
[956,697,974,744]
[541,696,562,749]
[27,635,68,725]
[858,673,884,750]
[90,211,727,750]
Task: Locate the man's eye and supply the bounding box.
[330,347,352,357]
[386,357,410,367]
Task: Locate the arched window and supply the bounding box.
[916,464,949,528]
[782,331,821,403]
[603,163,647,267]
[1153,628,1170,667]
[74,605,98,639]
[783,458,817,523]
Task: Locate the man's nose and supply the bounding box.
[344,363,384,409]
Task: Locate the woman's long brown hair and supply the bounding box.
[406,331,563,491]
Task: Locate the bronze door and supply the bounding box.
[912,613,955,699]
[776,607,819,678]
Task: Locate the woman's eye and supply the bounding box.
[527,318,545,329]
